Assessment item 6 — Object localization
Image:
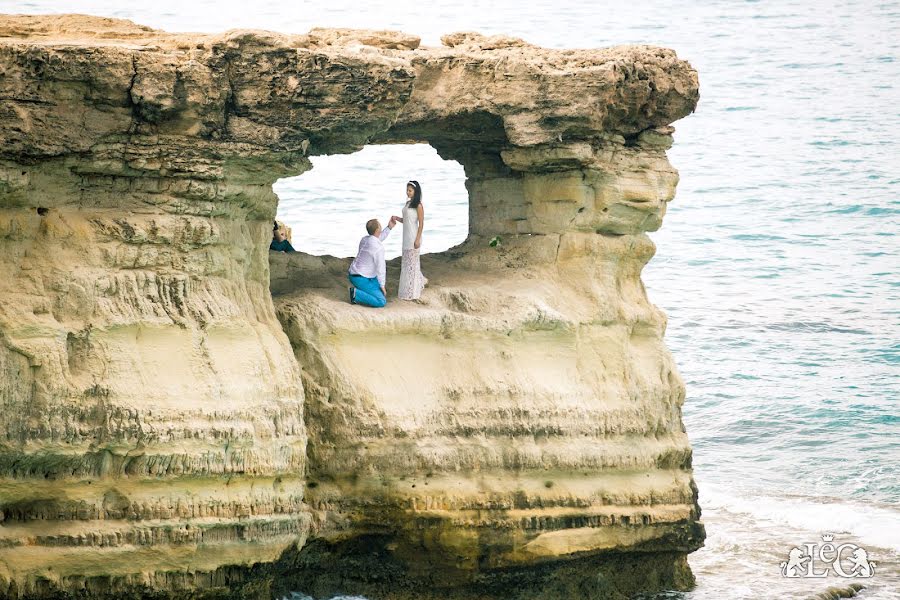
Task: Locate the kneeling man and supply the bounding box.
[348,216,396,307]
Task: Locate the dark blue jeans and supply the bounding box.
[349,273,386,307]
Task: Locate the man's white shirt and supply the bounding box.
[348,225,392,287]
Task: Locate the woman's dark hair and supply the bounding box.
[273,221,279,231]
[407,180,422,209]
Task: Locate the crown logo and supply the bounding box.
[822,533,835,542]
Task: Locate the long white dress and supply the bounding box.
[398,200,426,300]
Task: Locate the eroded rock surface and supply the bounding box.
[0,13,701,599]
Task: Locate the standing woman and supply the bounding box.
[396,180,428,300]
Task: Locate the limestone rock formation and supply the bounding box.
[0,13,701,599]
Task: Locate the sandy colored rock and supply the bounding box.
[0,13,701,599]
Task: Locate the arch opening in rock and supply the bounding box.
[266,109,520,302]
[271,143,468,260]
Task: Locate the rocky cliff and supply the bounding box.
[0,14,702,600]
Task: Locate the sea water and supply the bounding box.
[7,0,898,597]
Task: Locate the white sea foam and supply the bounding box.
[701,484,900,553]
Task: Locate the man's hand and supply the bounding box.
[380,286,386,296]
[388,216,397,228]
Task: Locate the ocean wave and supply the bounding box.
[700,485,900,553]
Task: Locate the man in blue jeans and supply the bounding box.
[348,216,397,307]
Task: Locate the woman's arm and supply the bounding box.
[414,203,425,249]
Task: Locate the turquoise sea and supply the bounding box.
[7,0,898,597]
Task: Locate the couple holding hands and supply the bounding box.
[348,180,428,307]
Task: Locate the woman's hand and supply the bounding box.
[414,237,421,249]
[394,215,403,223]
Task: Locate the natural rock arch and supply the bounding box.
[0,14,701,600]
[270,142,468,260]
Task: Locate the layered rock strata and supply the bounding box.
[0,14,702,599]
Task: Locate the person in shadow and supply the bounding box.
[270,221,295,252]
[348,216,397,307]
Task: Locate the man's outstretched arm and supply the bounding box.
[379,217,396,241]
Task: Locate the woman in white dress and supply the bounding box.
[394,180,428,300]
